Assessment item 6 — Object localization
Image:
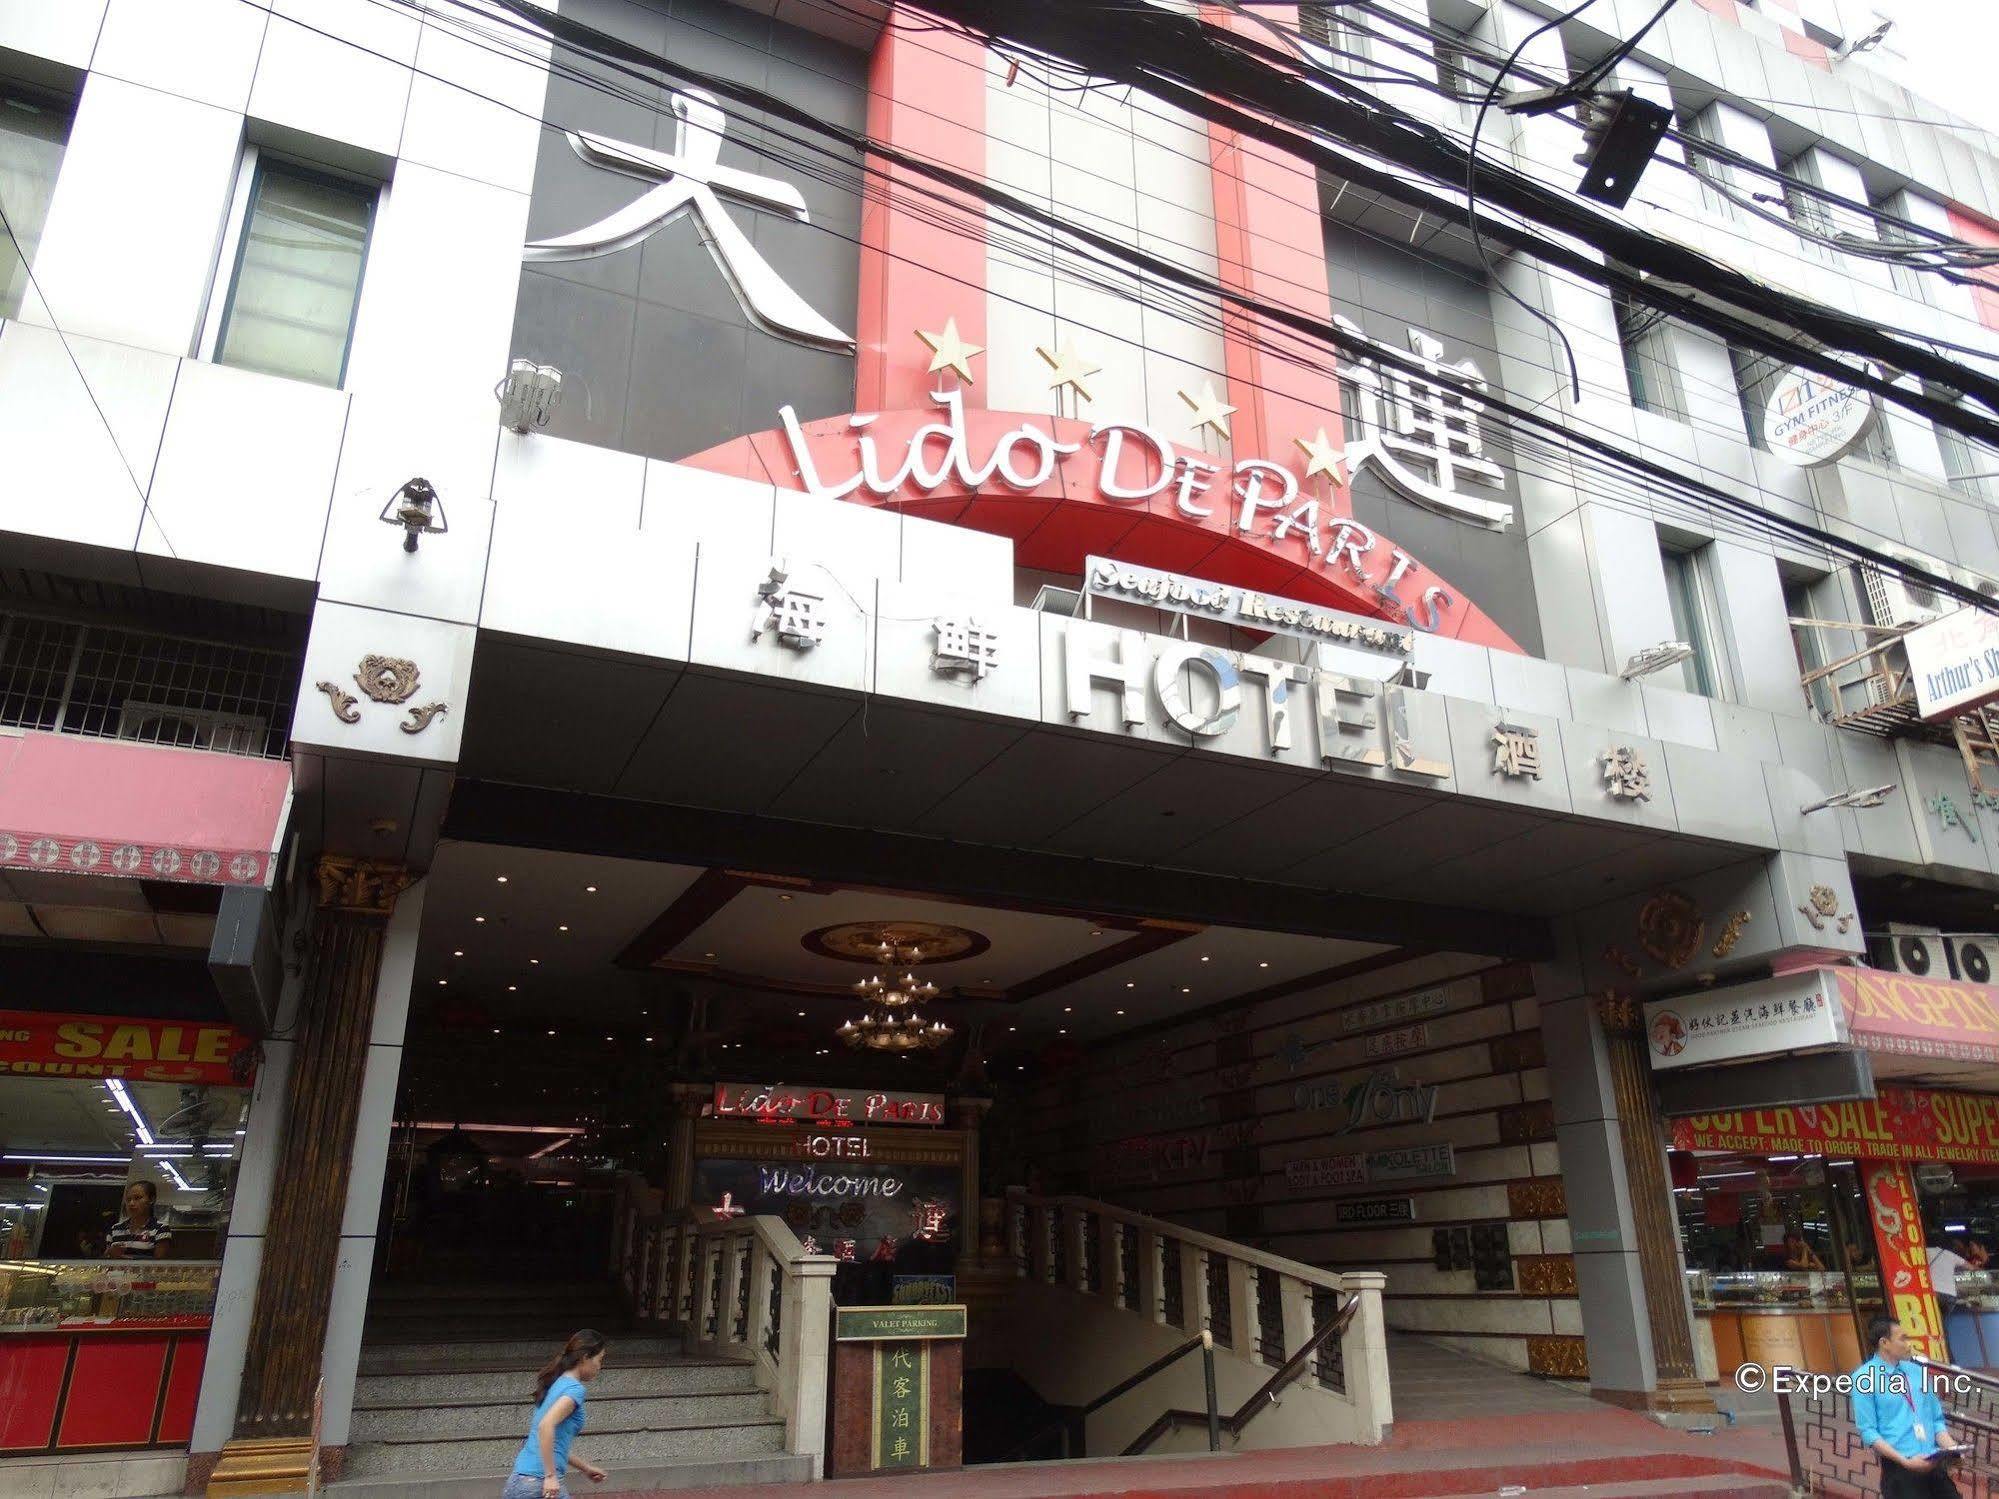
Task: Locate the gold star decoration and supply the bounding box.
[916,317,983,383]
[1035,340,1101,403]
[1294,427,1350,484]
[1178,380,1238,441]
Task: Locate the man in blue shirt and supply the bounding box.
[1853,1317,1966,1498]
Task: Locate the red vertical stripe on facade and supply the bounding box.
[154,1336,207,1445]
[1202,7,1347,479]
[855,9,989,413]
[1948,206,1999,333]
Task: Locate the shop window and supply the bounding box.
[208,152,378,388]
[1,1021,251,1452]
[0,83,72,321]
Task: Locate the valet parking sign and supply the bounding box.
[1904,606,1999,721]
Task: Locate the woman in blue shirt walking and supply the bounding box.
[504,1330,609,1499]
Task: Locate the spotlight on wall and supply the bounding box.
[380,477,448,553]
[1619,641,1695,680]
[498,359,563,433]
[1801,784,1898,814]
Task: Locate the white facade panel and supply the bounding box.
[90,0,268,114]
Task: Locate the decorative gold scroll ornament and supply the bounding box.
[316,655,449,735]
[315,855,413,914]
[1636,890,1704,969]
[1797,883,1856,935]
[1711,910,1753,959]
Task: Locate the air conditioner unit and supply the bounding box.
[1868,922,1946,978]
[114,702,268,756]
[1946,934,1999,986]
[1859,561,1947,631]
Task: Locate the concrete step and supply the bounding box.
[357,1336,683,1372]
[350,1388,773,1442]
[366,1299,625,1323]
[340,1416,787,1477]
[327,1452,813,1498]
[369,1280,615,1303]
[355,1359,756,1405]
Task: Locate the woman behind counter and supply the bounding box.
[105,1181,172,1260]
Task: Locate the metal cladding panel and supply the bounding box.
[1654,1050,1876,1116]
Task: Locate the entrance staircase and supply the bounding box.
[331,1281,811,1496]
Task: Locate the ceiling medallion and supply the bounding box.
[803,920,990,966]
[836,934,955,1054]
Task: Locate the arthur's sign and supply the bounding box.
[1903,607,1999,721]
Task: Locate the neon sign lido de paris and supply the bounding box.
[777,327,1510,638]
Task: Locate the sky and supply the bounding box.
[1873,1,1999,137]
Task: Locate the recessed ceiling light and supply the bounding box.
[797,1011,806,1018]
[559,924,569,932]
[703,952,716,959]
[1259,961,1270,969]
[496,875,508,884]
[1116,1009,1125,1015]
[474,916,486,924]
[1181,987,1191,994]
[1125,982,1135,989]
[1008,1026,1017,1032]
[1058,1028,1067,1034]
[530,958,540,965]
[437,979,447,986]
[1199,955,1210,962]
[507,984,518,992]
[547,1030,556,1036]
[453,949,464,957]
[1090,929,1103,937]
[491,1028,501,1035]
[645,1035,655,1042]
[604,1035,613,1042]
[778,893,793,901]
[586,885,597,893]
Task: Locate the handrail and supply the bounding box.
[1122,1290,1358,1457]
[1009,1189,1357,1293]
[1000,1331,1222,1462]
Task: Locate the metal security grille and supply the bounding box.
[0,610,298,758]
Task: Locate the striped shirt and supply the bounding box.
[106,1217,172,1257]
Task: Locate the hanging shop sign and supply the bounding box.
[1339,985,1456,1033]
[1333,1197,1416,1225]
[1830,966,1999,1066]
[711,1082,946,1126]
[1903,607,1999,722]
[0,1010,252,1085]
[1641,970,1847,1071]
[1082,557,1412,662]
[1863,1161,1948,1362]
[1284,1142,1456,1190]
[1669,1087,1999,1166]
[1763,367,1877,467]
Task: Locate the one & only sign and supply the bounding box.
[1641,970,1847,1071]
[1763,367,1876,467]
[1903,607,1999,721]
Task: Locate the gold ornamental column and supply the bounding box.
[1597,994,1715,1415]
[207,858,412,1497]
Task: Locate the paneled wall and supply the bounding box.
[1003,952,1587,1377]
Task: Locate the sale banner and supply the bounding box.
[0,1010,251,1085]
[1861,1160,1947,1363]
[1669,1089,1999,1167]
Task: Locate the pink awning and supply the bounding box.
[0,732,290,886]
[1831,965,1999,1066]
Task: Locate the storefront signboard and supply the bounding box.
[711,1082,946,1126]
[1861,1160,1947,1362]
[1669,1087,1999,1166]
[1903,607,1999,721]
[1339,986,1454,1034]
[1285,1142,1455,1190]
[1762,367,1875,467]
[1831,967,1999,1065]
[0,1011,251,1084]
[1332,1197,1416,1225]
[1364,1022,1430,1058]
[1641,971,1846,1071]
[1082,556,1412,663]
[892,1275,956,1306]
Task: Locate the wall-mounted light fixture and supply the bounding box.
[498,359,563,433]
[1801,784,1898,814]
[1619,641,1695,680]
[380,477,447,553]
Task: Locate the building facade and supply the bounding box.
[1,0,1999,1492]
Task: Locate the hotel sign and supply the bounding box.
[1082,557,1412,662]
[1903,607,1999,722]
[712,1082,946,1126]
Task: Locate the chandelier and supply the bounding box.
[837,938,953,1052]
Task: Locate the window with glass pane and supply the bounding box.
[215,161,374,387]
[0,87,72,321]
[1728,345,1777,448]
[1613,289,1685,420]
[1936,398,1998,503]
[1661,545,1720,698]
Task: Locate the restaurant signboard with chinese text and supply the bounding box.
[0,1010,252,1085]
[1641,971,1846,1071]
[1669,1088,1999,1166]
